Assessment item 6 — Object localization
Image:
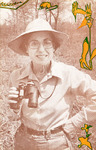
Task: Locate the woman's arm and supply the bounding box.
[63,67,96,133]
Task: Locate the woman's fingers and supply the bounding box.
[10,87,17,90]
[8,100,18,103]
[8,87,22,109]
[9,90,19,95]
[8,94,18,98]
[8,87,19,100]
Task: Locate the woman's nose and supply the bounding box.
[38,43,46,53]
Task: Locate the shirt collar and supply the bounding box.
[17,60,63,81]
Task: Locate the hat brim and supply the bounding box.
[8,29,69,56]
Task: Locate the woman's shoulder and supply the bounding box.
[9,64,30,87]
[53,60,87,78]
[10,63,30,80]
[53,60,77,71]
[10,67,25,77]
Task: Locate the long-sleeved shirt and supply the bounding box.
[9,60,96,133]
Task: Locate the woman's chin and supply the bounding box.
[32,58,50,65]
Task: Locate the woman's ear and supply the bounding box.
[26,50,28,54]
[24,42,29,54]
[52,43,56,53]
[52,41,57,51]
[53,48,55,53]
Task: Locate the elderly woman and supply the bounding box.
[8,19,96,150]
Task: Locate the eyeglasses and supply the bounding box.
[29,39,53,49]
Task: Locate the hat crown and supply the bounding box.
[26,18,52,32]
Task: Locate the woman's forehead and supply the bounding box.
[28,31,53,41]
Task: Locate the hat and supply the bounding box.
[8,18,68,56]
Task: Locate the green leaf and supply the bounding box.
[87,125,92,129]
[85,37,89,44]
[86,133,91,137]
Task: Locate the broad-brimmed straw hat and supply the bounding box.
[8,18,68,56]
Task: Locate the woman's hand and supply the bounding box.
[62,119,77,139]
[8,87,20,109]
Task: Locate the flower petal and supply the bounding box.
[78,17,87,29]
[90,48,96,60]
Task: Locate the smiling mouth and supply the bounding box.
[36,55,48,58]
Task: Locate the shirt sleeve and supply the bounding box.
[63,67,96,133]
[8,69,20,88]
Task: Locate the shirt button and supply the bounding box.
[47,73,52,78]
[40,87,44,91]
[40,85,44,92]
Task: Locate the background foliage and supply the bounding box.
[0,0,96,149]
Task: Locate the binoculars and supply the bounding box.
[10,81,39,109]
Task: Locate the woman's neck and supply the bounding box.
[31,62,51,80]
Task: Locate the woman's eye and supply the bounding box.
[30,41,39,48]
[44,40,52,45]
[32,41,38,45]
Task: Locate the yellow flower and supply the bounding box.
[78,17,87,29]
[90,48,96,60]
[78,16,93,29]
[79,37,91,70]
[72,1,86,21]
[85,4,92,16]
[81,124,88,133]
[78,137,92,149]
[72,1,92,24]
[81,124,92,133]
[86,17,94,28]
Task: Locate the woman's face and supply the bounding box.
[27,32,55,66]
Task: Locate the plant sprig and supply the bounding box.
[72,1,96,70]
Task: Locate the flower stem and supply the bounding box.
[89,27,92,68]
